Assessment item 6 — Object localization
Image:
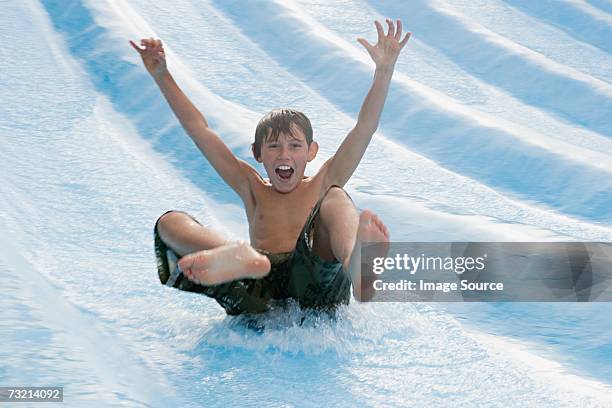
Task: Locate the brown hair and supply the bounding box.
[252,109,313,160]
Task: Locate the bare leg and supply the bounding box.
[348,211,390,301]
[157,211,270,285]
[313,188,360,264]
[157,211,229,256]
[315,188,390,301]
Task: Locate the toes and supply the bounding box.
[178,252,208,271]
[372,213,381,225]
[359,210,390,240]
[177,255,192,272]
[360,209,374,223]
[374,217,388,236]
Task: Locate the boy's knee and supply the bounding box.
[320,187,357,222]
[320,186,354,211]
[157,211,182,231]
[318,186,358,239]
[156,210,198,237]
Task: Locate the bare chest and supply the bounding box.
[249,182,322,252]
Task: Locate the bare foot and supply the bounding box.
[358,210,390,246]
[347,210,390,301]
[177,242,271,285]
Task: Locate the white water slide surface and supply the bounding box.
[1,0,612,406]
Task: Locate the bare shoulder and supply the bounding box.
[236,160,265,208]
[240,161,267,188]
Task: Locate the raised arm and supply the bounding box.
[322,20,410,188]
[129,38,253,199]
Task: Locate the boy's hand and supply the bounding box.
[357,19,411,69]
[129,38,168,78]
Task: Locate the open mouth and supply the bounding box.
[275,164,294,180]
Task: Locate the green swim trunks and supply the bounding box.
[154,188,352,315]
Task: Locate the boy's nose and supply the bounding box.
[279,145,290,157]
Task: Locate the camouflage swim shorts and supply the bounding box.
[154,187,352,315]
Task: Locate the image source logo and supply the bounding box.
[361,242,612,302]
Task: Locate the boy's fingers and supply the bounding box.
[357,37,373,52]
[129,40,143,54]
[357,38,376,60]
[374,20,384,42]
[395,19,402,41]
[399,32,411,48]
[386,18,395,37]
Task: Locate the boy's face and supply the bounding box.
[257,124,318,193]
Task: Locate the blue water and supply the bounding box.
[441,303,612,383]
[1,0,611,406]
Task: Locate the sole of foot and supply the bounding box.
[178,242,271,285]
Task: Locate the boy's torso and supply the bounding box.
[244,171,327,254]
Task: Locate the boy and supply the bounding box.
[130,19,410,315]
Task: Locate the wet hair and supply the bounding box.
[252,108,313,160]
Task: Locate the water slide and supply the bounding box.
[2,0,611,406]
